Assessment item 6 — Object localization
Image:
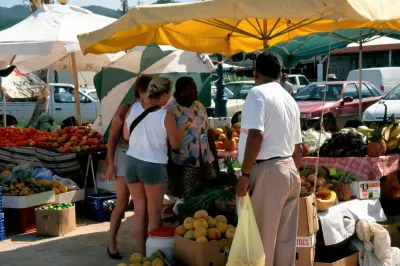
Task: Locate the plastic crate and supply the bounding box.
[84,192,120,222]
[0,212,4,242]
[3,206,39,233]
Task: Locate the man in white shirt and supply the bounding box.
[280,72,294,96]
[236,52,303,266]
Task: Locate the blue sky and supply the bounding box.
[0,0,192,9]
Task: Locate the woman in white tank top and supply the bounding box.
[123,77,190,256]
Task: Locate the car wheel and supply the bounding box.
[232,112,242,124]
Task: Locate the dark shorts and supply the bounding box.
[125,155,167,185]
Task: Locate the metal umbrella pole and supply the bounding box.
[358,30,363,120]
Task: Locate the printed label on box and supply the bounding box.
[351,181,381,199]
[296,235,315,248]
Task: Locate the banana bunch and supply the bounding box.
[383,122,400,152]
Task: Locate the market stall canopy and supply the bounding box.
[0,4,124,74]
[1,68,47,99]
[268,29,400,68]
[92,44,216,136]
[78,0,400,56]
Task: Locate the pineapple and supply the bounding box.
[223,126,237,152]
[332,174,354,201]
[367,126,387,157]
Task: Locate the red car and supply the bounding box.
[295,81,384,129]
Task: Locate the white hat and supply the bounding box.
[327,73,337,79]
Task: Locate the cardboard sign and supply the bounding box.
[351,181,381,199]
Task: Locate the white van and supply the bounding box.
[346,67,400,93]
[0,83,99,126]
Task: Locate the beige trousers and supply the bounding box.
[249,158,301,266]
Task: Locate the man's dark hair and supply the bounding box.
[344,119,364,128]
[255,52,282,80]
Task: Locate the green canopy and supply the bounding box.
[269,29,400,69]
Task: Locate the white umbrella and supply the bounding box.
[0,4,124,124]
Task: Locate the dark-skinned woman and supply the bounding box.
[165,76,218,198]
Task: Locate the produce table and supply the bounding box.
[318,199,386,245]
[0,147,80,174]
[301,155,400,180]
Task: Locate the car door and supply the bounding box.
[359,83,379,111]
[336,83,360,126]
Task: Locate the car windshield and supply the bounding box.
[211,87,235,99]
[87,91,98,100]
[383,85,400,100]
[295,84,342,101]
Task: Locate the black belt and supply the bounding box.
[255,156,292,164]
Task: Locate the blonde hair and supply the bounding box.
[144,77,172,102]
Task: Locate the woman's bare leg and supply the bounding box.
[108,176,129,254]
[144,183,165,232]
[128,182,147,256]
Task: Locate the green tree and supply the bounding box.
[119,0,129,16]
[0,24,5,31]
[152,0,179,4]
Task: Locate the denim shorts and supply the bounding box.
[125,155,167,185]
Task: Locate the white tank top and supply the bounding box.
[126,102,168,164]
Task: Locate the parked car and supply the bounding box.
[0,83,99,126]
[288,74,310,94]
[80,87,98,100]
[347,67,400,93]
[363,84,400,125]
[208,81,254,123]
[295,81,383,129]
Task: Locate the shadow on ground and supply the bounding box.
[0,212,136,266]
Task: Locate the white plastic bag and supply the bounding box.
[227,194,265,266]
[356,220,392,262]
[53,175,80,190]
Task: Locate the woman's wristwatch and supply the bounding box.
[239,170,250,177]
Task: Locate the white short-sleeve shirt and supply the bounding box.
[238,82,302,163]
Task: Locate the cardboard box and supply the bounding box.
[297,193,319,236]
[35,205,76,237]
[351,181,381,199]
[2,191,55,209]
[55,189,85,203]
[296,234,315,266]
[314,252,359,266]
[174,235,230,266]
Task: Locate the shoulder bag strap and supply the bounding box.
[129,105,160,134]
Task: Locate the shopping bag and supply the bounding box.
[227,194,265,266]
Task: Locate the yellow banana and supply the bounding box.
[384,124,393,142]
[386,138,399,152]
[389,123,400,139]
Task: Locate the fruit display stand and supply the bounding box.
[0,147,81,175]
[301,154,400,181]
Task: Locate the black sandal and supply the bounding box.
[107,247,123,260]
